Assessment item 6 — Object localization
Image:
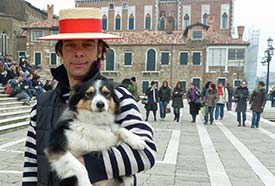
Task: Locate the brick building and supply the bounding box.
[0,0,54,61]
[23,0,249,94]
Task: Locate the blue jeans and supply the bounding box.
[237,111,246,124]
[159,101,168,119]
[205,106,214,124]
[251,111,261,127]
[215,103,225,120]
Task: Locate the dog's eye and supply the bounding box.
[102,91,111,97]
[85,92,94,98]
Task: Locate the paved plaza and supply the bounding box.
[0,102,275,186]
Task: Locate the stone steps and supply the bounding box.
[0,86,34,132]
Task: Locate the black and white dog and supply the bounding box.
[46,79,146,186]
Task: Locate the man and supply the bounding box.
[249,81,266,128]
[226,83,234,110]
[234,80,249,127]
[22,7,156,186]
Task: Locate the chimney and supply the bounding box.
[166,16,173,34]
[237,26,245,40]
[47,4,54,21]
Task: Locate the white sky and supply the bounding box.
[25,0,275,76]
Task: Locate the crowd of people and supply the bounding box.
[0,56,55,105]
[129,79,271,129]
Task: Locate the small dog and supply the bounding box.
[45,79,146,186]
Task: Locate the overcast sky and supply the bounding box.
[25,0,275,76]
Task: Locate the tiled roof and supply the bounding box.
[107,31,186,45]
[206,33,249,45]
[23,19,58,29]
[107,31,248,46]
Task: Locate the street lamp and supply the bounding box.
[261,37,274,92]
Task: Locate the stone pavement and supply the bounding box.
[0,102,275,186]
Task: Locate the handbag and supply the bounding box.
[194,97,203,105]
[141,97,148,104]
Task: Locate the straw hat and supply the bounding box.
[37,7,122,40]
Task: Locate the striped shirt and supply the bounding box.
[22,86,157,185]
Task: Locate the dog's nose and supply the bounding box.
[96,101,105,110]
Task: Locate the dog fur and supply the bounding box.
[45,79,146,186]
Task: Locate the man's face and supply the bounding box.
[62,40,100,82]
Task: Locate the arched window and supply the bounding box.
[203,13,208,25]
[102,15,107,30]
[159,17,166,31]
[115,14,121,30]
[184,14,190,28]
[222,12,228,29]
[146,49,156,71]
[128,13,134,30]
[105,49,115,71]
[172,17,176,31]
[145,13,151,30]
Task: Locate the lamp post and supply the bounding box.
[262,37,274,92]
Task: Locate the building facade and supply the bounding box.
[23,0,249,94]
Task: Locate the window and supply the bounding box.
[161,52,169,65]
[181,81,186,93]
[146,49,156,71]
[50,53,57,65]
[234,79,241,87]
[124,52,132,66]
[105,49,115,71]
[145,14,151,30]
[109,3,114,10]
[180,52,188,65]
[192,52,201,65]
[122,2,128,9]
[203,13,208,25]
[192,31,203,40]
[217,78,226,86]
[170,17,176,31]
[159,17,166,31]
[128,14,134,30]
[222,13,228,29]
[207,48,227,66]
[34,52,41,65]
[102,15,108,30]
[228,49,245,61]
[192,78,201,89]
[184,14,190,28]
[115,14,121,30]
[1,32,7,56]
[32,30,43,41]
[51,30,58,46]
[142,81,149,93]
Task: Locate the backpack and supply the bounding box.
[4,83,13,95]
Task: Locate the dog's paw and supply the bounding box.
[127,135,146,150]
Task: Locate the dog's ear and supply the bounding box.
[68,84,84,112]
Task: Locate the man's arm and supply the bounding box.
[22,105,38,186]
[84,86,157,183]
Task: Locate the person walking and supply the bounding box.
[22,7,156,186]
[145,80,158,121]
[226,83,234,110]
[249,81,267,128]
[203,83,218,125]
[215,82,228,120]
[270,86,275,107]
[234,80,249,127]
[158,80,171,121]
[171,81,184,122]
[187,83,201,123]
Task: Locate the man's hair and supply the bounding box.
[55,40,110,60]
